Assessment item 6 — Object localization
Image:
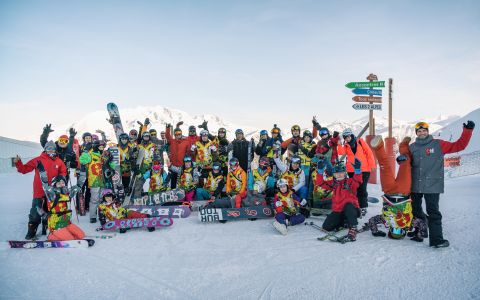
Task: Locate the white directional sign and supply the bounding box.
[352,103,382,110]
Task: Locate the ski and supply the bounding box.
[9,239,95,249]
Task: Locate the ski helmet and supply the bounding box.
[174,127,182,136]
[229,157,239,168]
[92,140,106,152]
[271,125,281,135]
[101,189,115,201]
[188,126,196,135]
[44,141,57,159]
[259,156,270,168]
[149,129,157,137]
[235,129,244,135]
[291,125,301,133]
[319,128,330,136]
[277,178,289,188]
[57,135,69,146]
[82,132,92,140]
[260,130,268,136]
[129,129,138,137]
[414,121,429,133]
[119,133,129,143]
[290,155,301,165]
[342,128,354,138]
[303,130,312,138]
[200,129,209,136]
[142,131,151,138]
[212,161,222,172]
[218,128,226,135]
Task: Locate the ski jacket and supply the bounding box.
[213,136,229,166]
[98,202,128,225]
[337,137,375,173]
[194,139,217,169]
[298,141,315,167]
[16,152,67,199]
[281,136,302,153]
[274,190,301,215]
[137,142,156,174]
[80,150,116,188]
[228,138,254,172]
[204,172,225,197]
[274,158,306,192]
[145,170,169,194]
[169,166,200,191]
[118,144,134,176]
[226,167,247,194]
[315,174,362,212]
[315,136,340,164]
[409,127,472,193]
[165,126,191,167]
[248,167,275,192]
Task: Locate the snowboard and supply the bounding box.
[101,217,173,230]
[107,102,125,142]
[124,204,191,218]
[9,239,95,249]
[125,148,145,204]
[190,199,213,211]
[77,186,86,216]
[368,197,380,204]
[108,147,125,202]
[131,188,186,205]
[198,205,274,222]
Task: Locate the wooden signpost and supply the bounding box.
[352,96,382,103]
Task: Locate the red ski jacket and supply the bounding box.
[16,152,67,199]
[165,126,191,167]
[315,174,362,212]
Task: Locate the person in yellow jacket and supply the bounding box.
[226,157,247,208]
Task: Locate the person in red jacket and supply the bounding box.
[316,157,363,242]
[165,123,191,188]
[337,128,375,216]
[14,141,68,240]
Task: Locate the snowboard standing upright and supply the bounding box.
[107,102,125,142]
[108,146,125,202]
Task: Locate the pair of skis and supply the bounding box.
[305,221,370,244]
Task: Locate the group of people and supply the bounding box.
[14,115,475,247]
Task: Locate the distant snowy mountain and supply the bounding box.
[42,104,468,146]
[53,105,259,143]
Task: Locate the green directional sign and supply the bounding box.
[345,81,385,89]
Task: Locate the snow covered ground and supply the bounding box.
[1,173,479,299]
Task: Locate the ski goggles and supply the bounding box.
[319,129,329,136]
[229,161,239,166]
[415,122,429,130]
[291,157,301,164]
[271,128,280,134]
[58,136,69,145]
[213,164,221,171]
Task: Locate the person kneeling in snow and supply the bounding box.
[98,189,155,233]
[316,157,362,242]
[37,170,86,241]
[272,179,307,235]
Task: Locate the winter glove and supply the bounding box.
[36,207,48,221]
[316,156,326,170]
[95,129,105,134]
[144,118,150,126]
[300,199,308,206]
[69,128,77,137]
[190,144,197,152]
[198,120,208,130]
[70,185,81,197]
[43,124,54,134]
[463,120,475,130]
[166,123,172,129]
[209,145,217,152]
[353,158,362,174]
[333,131,339,138]
[36,161,49,183]
[312,116,320,127]
[176,121,184,128]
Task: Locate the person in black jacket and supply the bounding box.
[40,124,78,183]
[228,129,254,173]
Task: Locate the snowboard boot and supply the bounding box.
[25,223,39,240]
[431,239,450,248]
[90,218,97,224]
[273,220,288,235]
[119,228,128,234]
[369,135,383,150]
[147,227,156,232]
[372,230,387,237]
[341,227,357,242]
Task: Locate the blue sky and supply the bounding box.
[0,0,479,140]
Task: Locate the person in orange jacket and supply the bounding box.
[165,123,191,188]
[226,157,247,208]
[337,128,375,216]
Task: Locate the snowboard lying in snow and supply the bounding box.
[101,217,173,230]
[9,239,95,249]
[198,206,274,222]
[124,204,191,218]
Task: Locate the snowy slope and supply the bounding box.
[1,173,479,299]
[0,137,42,173]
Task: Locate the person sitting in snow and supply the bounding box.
[274,155,308,200]
[98,189,155,233]
[315,157,362,242]
[272,179,307,235]
[195,161,226,200]
[247,156,275,205]
[169,156,201,201]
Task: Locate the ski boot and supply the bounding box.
[90,218,97,224]
[272,220,288,235]
[431,239,450,248]
[340,227,357,243]
[371,230,387,237]
[147,227,156,232]
[25,223,39,240]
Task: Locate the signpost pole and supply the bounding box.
[365,73,377,184]
[385,78,396,174]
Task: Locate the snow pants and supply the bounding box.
[132,175,146,199]
[89,187,103,219]
[294,186,308,200]
[322,203,359,231]
[411,193,443,246]
[28,198,47,226]
[371,138,411,195]
[275,212,305,226]
[48,223,85,241]
[195,188,212,200]
[348,172,370,209]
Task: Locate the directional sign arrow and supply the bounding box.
[352,96,382,103]
[352,103,382,110]
[345,81,385,89]
[351,88,382,96]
